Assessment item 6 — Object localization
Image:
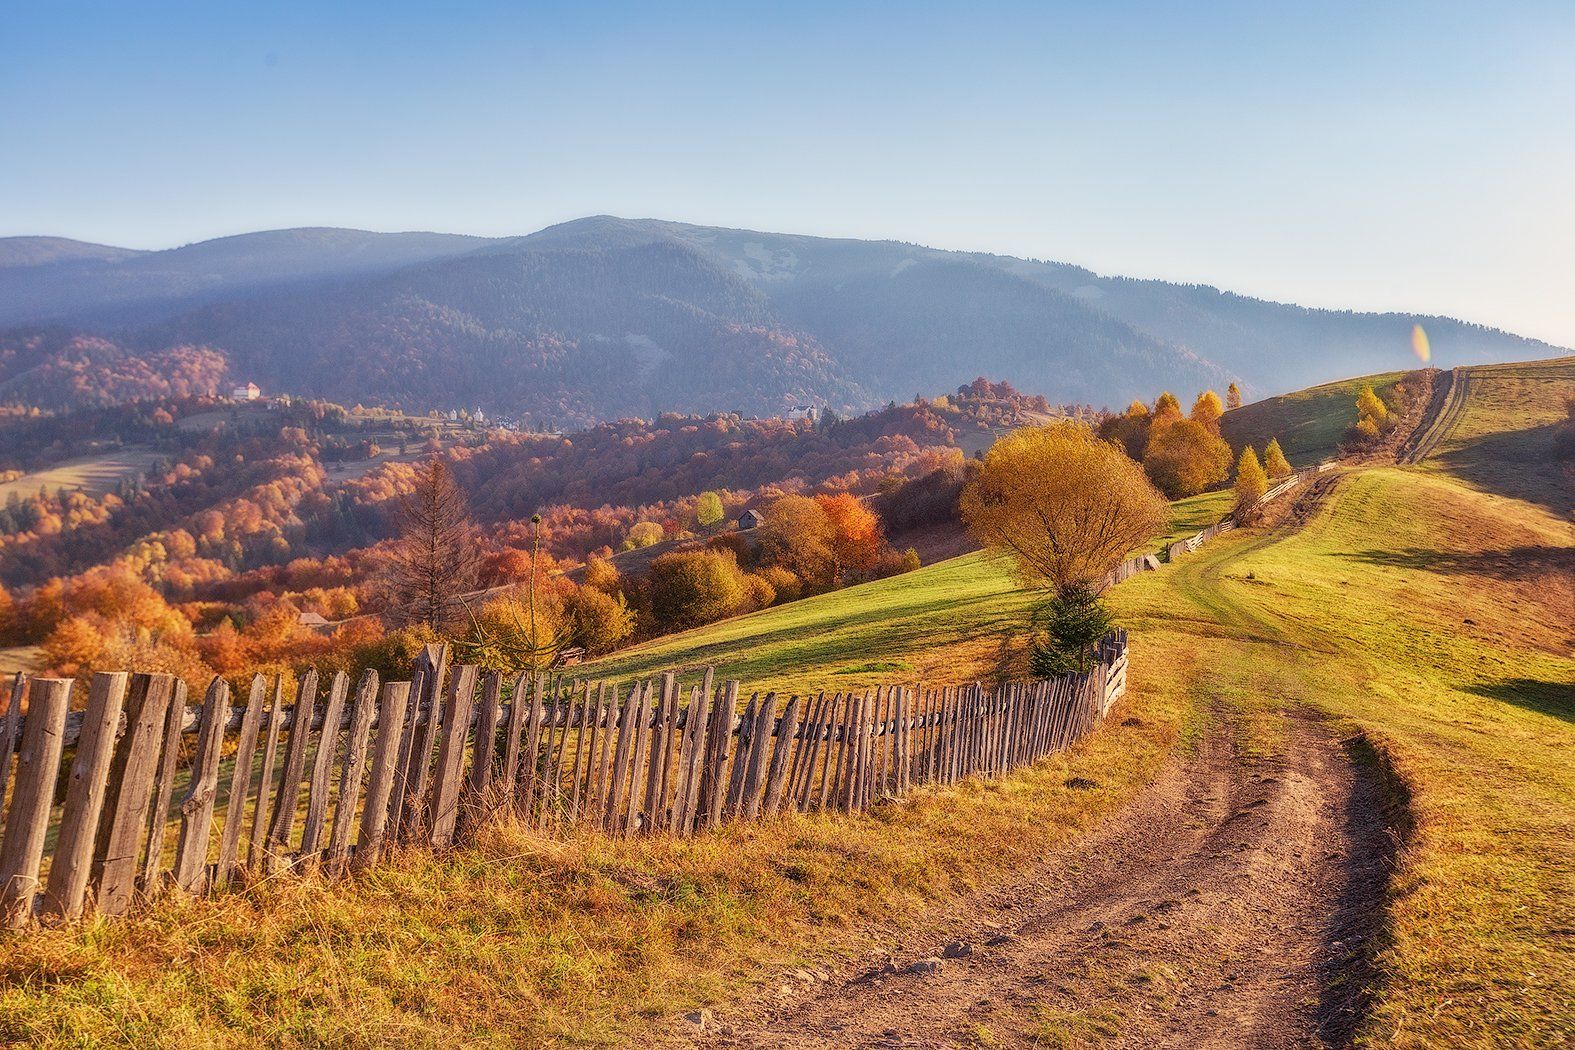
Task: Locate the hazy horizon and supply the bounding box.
[4,2,1572,346]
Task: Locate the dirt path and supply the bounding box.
[1397,367,1470,464]
[688,710,1396,1049]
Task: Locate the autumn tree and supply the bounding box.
[626,521,664,549]
[563,586,634,655]
[1344,385,1395,449]
[1143,418,1232,498]
[381,458,482,630]
[1151,391,1183,427]
[694,491,725,529]
[1226,382,1243,410]
[961,422,1169,594]
[815,492,885,582]
[1191,391,1224,431]
[1096,402,1151,461]
[1263,438,1292,478]
[758,495,837,590]
[582,554,622,593]
[1233,446,1268,521]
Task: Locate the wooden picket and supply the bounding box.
[0,629,1126,928]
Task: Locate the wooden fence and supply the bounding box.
[1105,460,1333,585]
[0,630,1128,928]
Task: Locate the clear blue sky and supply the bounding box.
[3,1,1572,346]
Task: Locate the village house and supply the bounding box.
[231,381,261,401]
[737,509,762,530]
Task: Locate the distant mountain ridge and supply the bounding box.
[0,217,1562,423]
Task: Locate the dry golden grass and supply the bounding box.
[0,640,1208,1046]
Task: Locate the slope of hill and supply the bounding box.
[1,361,1568,1046]
[0,227,488,327]
[0,236,144,269]
[1220,369,1409,465]
[0,218,1564,422]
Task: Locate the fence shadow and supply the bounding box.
[1462,678,1575,725]
[1337,544,1575,583]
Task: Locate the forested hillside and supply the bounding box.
[0,218,1562,422]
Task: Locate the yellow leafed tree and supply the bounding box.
[961,422,1169,593]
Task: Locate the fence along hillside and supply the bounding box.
[0,630,1128,928]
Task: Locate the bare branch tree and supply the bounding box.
[381,458,482,630]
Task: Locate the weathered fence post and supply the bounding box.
[173,677,232,893]
[93,674,174,916]
[0,678,72,927]
[355,681,412,868]
[40,673,127,922]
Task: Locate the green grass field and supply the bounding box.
[583,488,1236,694]
[1222,369,1406,465]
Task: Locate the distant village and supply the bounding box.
[226,381,827,434]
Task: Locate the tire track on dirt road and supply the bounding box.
[687,710,1397,1050]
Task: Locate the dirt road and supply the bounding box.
[689,710,1397,1049]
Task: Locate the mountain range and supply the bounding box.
[0,217,1562,424]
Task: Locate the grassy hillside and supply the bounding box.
[1221,369,1406,465]
[1422,356,1575,515]
[582,489,1234,694]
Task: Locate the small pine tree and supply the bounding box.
[1191,390,1224,430]
[1226,382,1243,410]
[382,458,482,630]
[1029,584,1113,677]
[1233,446,1268,519]
[1355,386,1388,426]
[1263,438,1292,478]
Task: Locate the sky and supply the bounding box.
[3,0,1573,347]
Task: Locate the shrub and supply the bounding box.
[705,531,754,568]
[646,548,749,630]
[743,572,776,610]
[900,547,922,573]
[754,564,802,603]
[564,586,634,655]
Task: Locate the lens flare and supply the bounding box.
[1411,323,1431,363]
